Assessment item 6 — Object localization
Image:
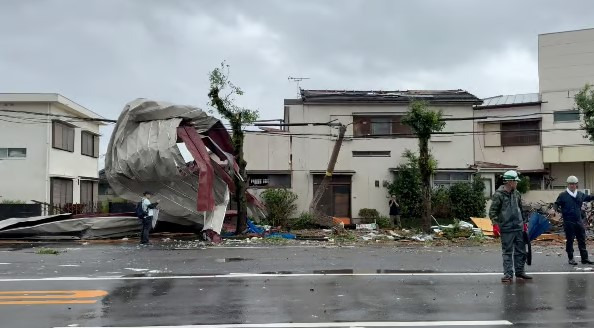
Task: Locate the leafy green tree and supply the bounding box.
[208,62,259,233]
[402,101,446,233]
[575,84,594,141]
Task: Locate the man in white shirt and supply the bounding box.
[140,191,158,245]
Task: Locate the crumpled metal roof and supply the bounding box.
[477,93,541,109]
[298,89,482,104]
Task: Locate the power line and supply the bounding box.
[0,109,116,123]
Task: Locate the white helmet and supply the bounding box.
[503,170,521,182]
[567,176,579,184]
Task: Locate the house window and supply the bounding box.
[0,148,26,159]
[81,131,100,158]
[52,121,75,152]
[554,110,580,122]
[80,180,98,204]
[501,120,540,147]
[248,174,291,188]
[353,115,414,137]
[352,151,391,157]
[50,178,73,205]
[433,172,472,188]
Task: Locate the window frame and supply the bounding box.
[433,171,472,188]
[80,180,98,204]
[500,120,541,147]
[50,177,74,205]
[81,131,100,158]
[52,121,75,152]
[0,148,26,159]
[353,115,414,138]
[553,110,580,123]
[352,151,391,157]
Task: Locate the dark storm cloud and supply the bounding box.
[1,0,594,165]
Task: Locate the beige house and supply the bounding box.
[0,93,106,206]
[475,28,594,203]
[244,90,481,219]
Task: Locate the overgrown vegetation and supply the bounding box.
[208,61,259,234]
[375,216,392,229]
[402,100,446,233]
[261,188,298,227]
[441,219,474,240]
[575,84,594,142]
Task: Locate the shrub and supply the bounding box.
[376,216,392,229]
[261,188,298,227]
[291,212,317,229]
[0,200,26,204]
[431,187,451,219]
[358,208,380,220]
[448,176,487,220]
[517,176,530,194]
[387,150,423,220]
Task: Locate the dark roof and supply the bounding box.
[285,89,482,105]
[471,161,518,169]
[475,93,541,109]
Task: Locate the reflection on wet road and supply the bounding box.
[0,272,594,327]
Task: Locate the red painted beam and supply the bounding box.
[177,126,215,212]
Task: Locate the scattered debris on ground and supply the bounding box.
[36,247,60,255]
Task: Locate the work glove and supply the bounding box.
[523,223,528,232]
[493,224,501,237]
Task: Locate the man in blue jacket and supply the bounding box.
[555,176,594,265]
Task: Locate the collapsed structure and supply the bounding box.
[0,99,263,240]
[104,98,264,239]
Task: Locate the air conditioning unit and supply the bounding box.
[584,189,591,196]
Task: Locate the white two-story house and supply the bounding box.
[244,89,482,220]
[0,93,106,206]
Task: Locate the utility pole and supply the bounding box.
[309,124,348,226]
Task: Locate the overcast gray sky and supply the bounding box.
[2,0,594,164]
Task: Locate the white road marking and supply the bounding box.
[54,320,513,327]
[2,271,594,282]
[59,265,81,267]
[0,263,11,265]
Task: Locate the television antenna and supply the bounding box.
[288,76,310,97]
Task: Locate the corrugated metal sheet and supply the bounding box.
[478,93,541,108]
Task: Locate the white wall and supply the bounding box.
[0,103,49,203]
[48,103,101,203]
[244,102,476,217]
[474,105,544,170]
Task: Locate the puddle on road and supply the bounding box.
[215,257,253,263]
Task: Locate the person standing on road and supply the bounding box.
[490,170,532,283]
[139,191,158,245]
[389,195,401,228]
[555,176,594,265]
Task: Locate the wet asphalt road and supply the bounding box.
[1,242,594,327]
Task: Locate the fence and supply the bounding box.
[0,204,42,221]
[37,201,137,216]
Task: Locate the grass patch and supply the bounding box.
[36,248,60,255]
[332,231,357,244]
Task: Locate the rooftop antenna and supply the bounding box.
[288,76,310,97]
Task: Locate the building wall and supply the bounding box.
[539,29,594,164]
[474,105,544,170]
[0,103,50,203]
[246,102,476,217]
[48,103,101,203]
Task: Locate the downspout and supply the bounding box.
[46,103,51,206]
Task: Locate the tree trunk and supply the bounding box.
[232,118,248,235]
[418,137,432,233]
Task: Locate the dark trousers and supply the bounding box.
[501,230,526,277]
[140,216,152,244]
[564,221,589,261]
